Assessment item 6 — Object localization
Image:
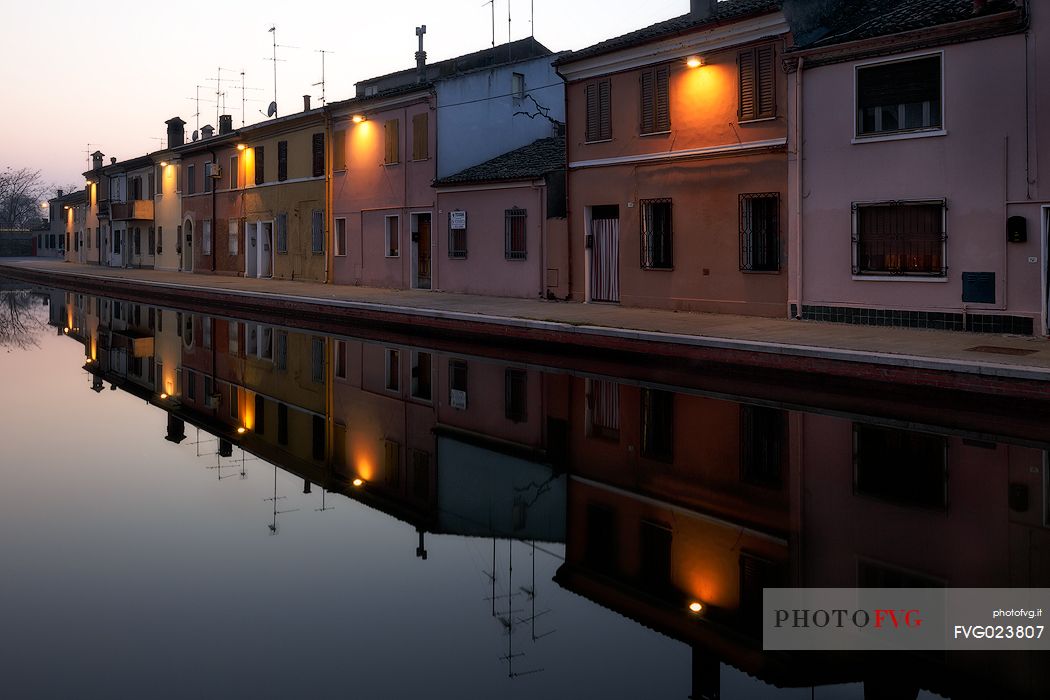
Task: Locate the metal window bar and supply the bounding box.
[851,200,947,276]
[505,208,527,260]
[639,199,672,269]
[739,193,780,271]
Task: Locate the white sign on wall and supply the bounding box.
[450,210,467,230]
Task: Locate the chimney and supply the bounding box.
[415,25,428,83]
[218,114,233,135]
[201,124,214,139]
[303,94,311,112]
[91,151,104,169]
[57,189,63,197]
[690,0,717,20]
[165,116,186,148]
[110,157,116,165]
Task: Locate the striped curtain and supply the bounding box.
[590,217,619,302]
[587,379,620,438]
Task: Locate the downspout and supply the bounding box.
[793,56,805,318]
[324,108,333,284]
[557,68,573,300]
[208,147,217,273]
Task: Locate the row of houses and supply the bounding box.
[49,0,1050,335]
[55,287,1050,698]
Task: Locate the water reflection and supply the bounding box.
[5,284,1050,699]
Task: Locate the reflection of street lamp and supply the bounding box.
[352,478,364,487]
[688,601,704,614]
[237,426,246,434]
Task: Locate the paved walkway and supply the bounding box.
[4,258,1049,379]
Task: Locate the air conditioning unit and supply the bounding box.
[449,389,467,410]
[205,393,222,409]
[205,163,223,179]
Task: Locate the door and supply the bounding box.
[412,213,432,290]
[245,222,258,278]
[589,208,620,303]
[1044,207,1049,335]
[111,227,124,268]
[182,222,193,272]
[259,221,273,279]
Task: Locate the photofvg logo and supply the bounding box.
[763,588,1050,651]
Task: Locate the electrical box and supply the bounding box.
[961,272,995,304]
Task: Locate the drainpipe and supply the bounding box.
[324,108,332,284]
[793,56,805,319]
[208,147,217,273]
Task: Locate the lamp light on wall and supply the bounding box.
[686,56,705,69]
[352,114,366,124]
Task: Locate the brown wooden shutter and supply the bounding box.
[756,45,776,118]
[585,82,599,141]
[312,133,324,177]
[332,130,347,171]
[385,119,400,164]
[655,65,670,131]
[254,145,265,184]
[640,69,655,134]
[277,140,288,181]
[412,112,429,160]
[598,79,612,140]
[739,48,756,120]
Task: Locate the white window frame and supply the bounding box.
[853,50,946,144]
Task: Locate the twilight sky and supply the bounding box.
[1,0,689,190]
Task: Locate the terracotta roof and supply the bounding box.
[555,1,781,66]
[789,0,1021,49]
[433,136,565,186]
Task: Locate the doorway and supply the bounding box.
[181,221,193,272]
[111,227,124,268]
[411,212,432,290]
[588,205,620,303]
[1042,206,1049,335]
[259,221,273,279]
[245,222,258,278]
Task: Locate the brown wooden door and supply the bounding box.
[415,214,431,289]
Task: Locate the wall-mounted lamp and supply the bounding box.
[236,144,246,151]
[352,115,366,124]
[688,601,704,614]
[159,161,169,168]
[237,427,247,434]
[686,56,705,69]
[352,478,365,487]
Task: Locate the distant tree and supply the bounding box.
[0,291,45,349]
[0,167,49,229]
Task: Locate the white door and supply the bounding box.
[111,228,124,268]
[245,223,258,278]
[259,221,273,279]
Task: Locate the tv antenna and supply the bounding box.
[231,71,265,127]
[482,0,495,48]
[312,49,335,106]
[265,26,300,119]
[83,143,100,167]
[206,67,238,127]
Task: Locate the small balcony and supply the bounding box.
[110,199,154,221]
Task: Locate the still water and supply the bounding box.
[0,282,1047,699]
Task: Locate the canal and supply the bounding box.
[0,282,1047,699]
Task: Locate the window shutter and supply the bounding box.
[739,49,756,120]
[640,69,655,134]
[333,130,347,171]
[254,145,265,184]
[312,133,324,177]
[655,65,670,131]
[598,79,612,140]
[277,141,288,181]
[757,45,775,118]
[385,119,400,164]
[585,82,599,141]
[412,113,429,160]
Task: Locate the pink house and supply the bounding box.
[786,0,1047,334]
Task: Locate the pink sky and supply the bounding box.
[0,0,688,190]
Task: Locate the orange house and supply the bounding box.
[557,0,791,315]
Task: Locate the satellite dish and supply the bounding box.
[267,101,278,117]
[192,130,199,142]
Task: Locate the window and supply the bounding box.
[203,163,213,193]
[857,54,942,137]
[134,228,142,256]
[202,220,212,255]
[504,368,527,422]
[853,200,946,276]
[203,376,213,400]
[276,403,289,445]
[585,503,618,573]
[276,212,288,254]
[335,340,347,379]
[384,119,400,164]
[312,133,324,177]
[449,359,468,409]
[586,379,620,441]
[505,208,527,260]
[228,321,239,354]
[641,388,674,462]
[312,414,325,461]
[187,164,196,194]
[853,423,947,509]
[277,140,288,181]
[333,130,347,171]
[202,316,212,349]
[385,215,400,257]
[275,331,288,370]
[229,155,239,190]
[448,211,467,258]
[254,394,266,434]
[386,349,400,392]
[311,210,324,254]
[148,226,155,255]
[112,230,120,254]
[512,72,525,100]
[640,199,672,269]
[411,352,432,401]
[384,440,401,485]
[148,172,155,198]
[334,218,347,257]
[228,219,239,255]
[740,193,780,272]
[739,45,776,121]
[640,65,670,134]
[740,405,784,487]
[639,520,673,595]
[311,337,324,383]
[412,113,429,161]
[186,369,196,401]
[254,145,265,184]
[229,384,238,419]
[585,79,612,142]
